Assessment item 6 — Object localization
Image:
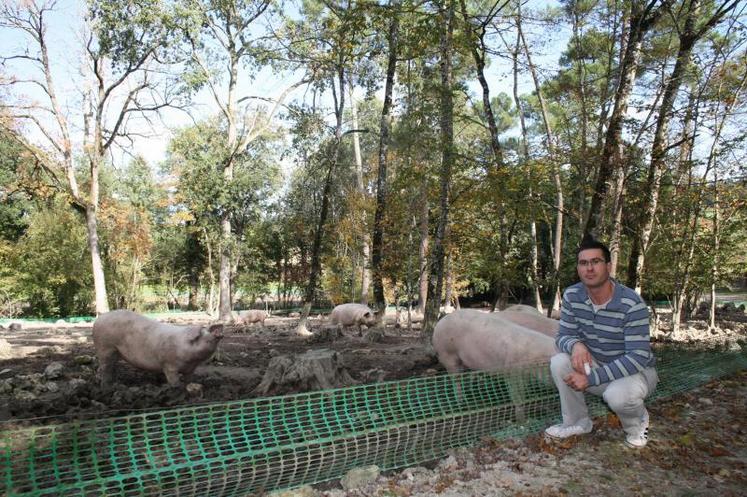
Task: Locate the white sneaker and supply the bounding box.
[624,410,650,449]
[544,418,593,440]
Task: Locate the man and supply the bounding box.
[544,237,658,448]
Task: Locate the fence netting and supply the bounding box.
[2,339,745,496]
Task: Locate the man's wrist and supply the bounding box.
[564,338,580,354]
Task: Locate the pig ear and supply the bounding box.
[186,326,203,343]
[208,323,224,337]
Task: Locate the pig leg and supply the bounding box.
[163,367,183,386]
[506,365,553,424]
[97,348,120,387]
[438,353,467,403]
[506,372,529,424]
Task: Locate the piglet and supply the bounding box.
[328,303,378,335]
[92,310,224,387]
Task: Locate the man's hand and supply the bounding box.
[571,342,592,375]
[563,371,589,391]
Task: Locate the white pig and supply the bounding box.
[433,309,557,422]
[329,303,378,335]
[432,309,556,373]
[237,309,268,327]
[93,310,224,387]
[495,305,559,337]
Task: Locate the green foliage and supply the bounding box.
[9,202,93,317]
[88,0,176,67]
[0,130,31,243]
[160,115,282,305]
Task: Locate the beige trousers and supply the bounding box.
[549,352,658,436]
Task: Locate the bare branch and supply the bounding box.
[237,76,312,151]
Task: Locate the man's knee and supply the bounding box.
[550,352,572,375]
[603,380,646,412]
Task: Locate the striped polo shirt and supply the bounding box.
[556,280,656,386]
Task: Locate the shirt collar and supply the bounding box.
[581,279,620,309]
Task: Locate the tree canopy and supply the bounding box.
[0,0,744,327]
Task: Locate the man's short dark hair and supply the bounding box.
[577,235,611,262]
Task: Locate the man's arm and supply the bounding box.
[556,289,582,354]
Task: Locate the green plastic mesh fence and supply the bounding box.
[2,341,745,496]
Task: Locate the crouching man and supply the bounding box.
[545,237,658,449]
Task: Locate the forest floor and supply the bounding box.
[315,369,747,497]
[0,307,746,496]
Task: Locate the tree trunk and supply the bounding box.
[632,55,695,291]
[584,0,673,237]
[709,172,720,330]
[205,232,217,315]
[372,0,400,319]
[219,216,233,318]
[511,28,542,313]
[253,349,355,395]
[518,13,563,314]
[418,176,429,314]
[608,163,627,277]
[672,63,747,337]
[422,0,455,345]
[298,67,346,336]
[349,83,371,305]
[218,49,240,321]
[444,251,454,310]
[458,0,505,168]
[632,0,735,292]
[86,205,109,314]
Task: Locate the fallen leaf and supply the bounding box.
[678,433,695,446]
[708,447,733,457]
[606,412,622,428]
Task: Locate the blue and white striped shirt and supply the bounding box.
[556,280,656,386]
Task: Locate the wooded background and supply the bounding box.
[0,0,745,338]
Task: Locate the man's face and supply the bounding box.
[577,248,611,290]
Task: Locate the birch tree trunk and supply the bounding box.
[349,84,371,305]
[518,12,563,314]
[511,25,543,313]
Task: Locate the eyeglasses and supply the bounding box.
[577,258,606,268]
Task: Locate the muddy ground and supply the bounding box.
[0,313,441,426]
